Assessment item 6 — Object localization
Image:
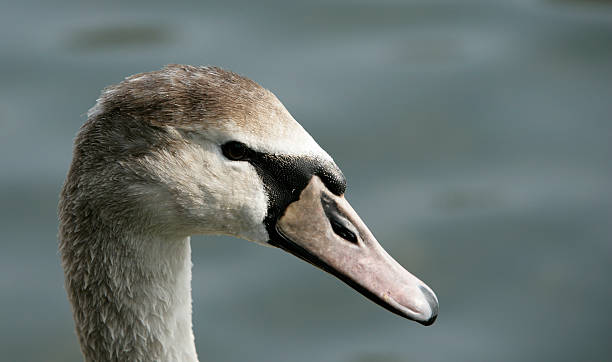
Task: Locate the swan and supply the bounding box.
[58,64,438,362]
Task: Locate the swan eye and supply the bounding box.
[222,141,250,161]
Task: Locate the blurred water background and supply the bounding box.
[1,0,611,361]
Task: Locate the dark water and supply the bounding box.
[1,1,611,361]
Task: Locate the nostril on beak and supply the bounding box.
[320,193,359,245]
[419,285,439,326]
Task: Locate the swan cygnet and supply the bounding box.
[59,64,438,362]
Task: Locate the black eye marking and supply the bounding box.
[221,141,250,161]
[321,193,359,245]
[236,147,346,239]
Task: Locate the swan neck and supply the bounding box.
[61,231,198,362]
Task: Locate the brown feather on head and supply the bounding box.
[89,64,298,141]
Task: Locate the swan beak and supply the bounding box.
[271,176,438,325]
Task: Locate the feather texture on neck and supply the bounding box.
[59,221,198,362]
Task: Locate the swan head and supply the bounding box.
[77,64,438,325]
